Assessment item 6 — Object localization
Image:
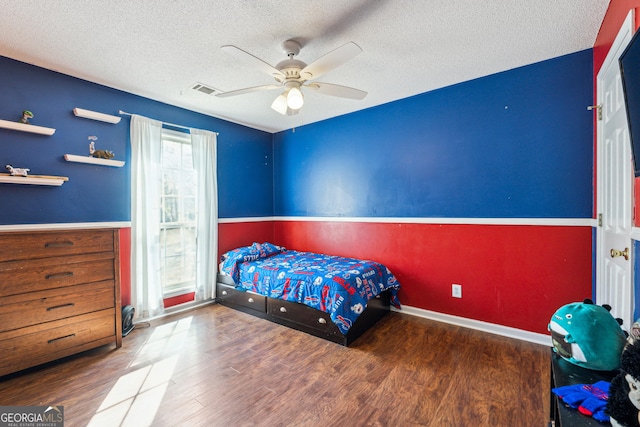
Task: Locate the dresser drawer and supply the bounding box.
[0,229,115,262]
[0,280,115,333]
[216,283,266,314]
[0,253,115,297]
[267,299,341,335]
[0,309,116,377]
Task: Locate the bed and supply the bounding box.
[216,242,401,346]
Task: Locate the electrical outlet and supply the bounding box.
[452,284,462,298]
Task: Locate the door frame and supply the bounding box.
[595,10,635,328]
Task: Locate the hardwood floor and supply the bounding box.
[0,304,550,426]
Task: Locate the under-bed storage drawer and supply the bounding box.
[216,282,266,314]
[267,299,342,336]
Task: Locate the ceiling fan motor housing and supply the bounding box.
[281,39,301,57]
[274,40,311,83]
[274,59,307,82]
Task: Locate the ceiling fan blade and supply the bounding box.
[216,84,281,98]
[300,42,362,80]
[221,45,285,79]
[306,82,367,100]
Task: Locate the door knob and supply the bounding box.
[610,247,629,261]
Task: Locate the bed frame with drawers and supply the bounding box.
[215,274,390,346]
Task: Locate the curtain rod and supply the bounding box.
[118,110,219,135]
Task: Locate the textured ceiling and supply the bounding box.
[0,1,610,133]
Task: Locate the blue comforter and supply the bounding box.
[220,242,401,334]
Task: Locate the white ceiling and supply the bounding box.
[0,1,610,133]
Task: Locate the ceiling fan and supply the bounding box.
[216,40,367,115]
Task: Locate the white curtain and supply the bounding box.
[130,115,164,319]
[190,129,218,301]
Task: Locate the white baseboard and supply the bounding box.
[394,305,552,347]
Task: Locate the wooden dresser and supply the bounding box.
[0,228,122,377]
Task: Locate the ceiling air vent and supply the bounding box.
[191,82,220,95]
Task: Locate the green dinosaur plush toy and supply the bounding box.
[548,299,626,371]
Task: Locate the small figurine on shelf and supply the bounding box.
[88,136,115,160]
[5,164,30,177]
[19,110,34,124]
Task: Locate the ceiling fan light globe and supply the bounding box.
[287,87,304,110]
[271,93,289,115]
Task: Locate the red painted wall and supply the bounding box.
[164,292,196,308]
[594,2,640,72]
[119,228,131,307]
[273,221,591,334]
[218,221,274,256]
[121,218,592,333]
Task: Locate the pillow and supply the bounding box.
[251,241,285,259]
[220,242,285,281]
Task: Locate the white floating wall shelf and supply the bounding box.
[73,108,121,124]
[0,173,68,186]
[0,119,55,135]
[64,154,125,167]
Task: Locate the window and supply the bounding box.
[160,129,197,297]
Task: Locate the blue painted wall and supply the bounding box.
[273,50,594,219]
[0,50,594,222]
[0,56,273,224]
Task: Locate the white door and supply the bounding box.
[596,11,635,329]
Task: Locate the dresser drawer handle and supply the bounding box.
[48,333,76,344]
[46,303,75,311]
[247,297,254,303]
[318,318,327,324]
[279,307,287,313]
[45,272,74,280]
[221,290,228,296]
[44,240,74,248]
